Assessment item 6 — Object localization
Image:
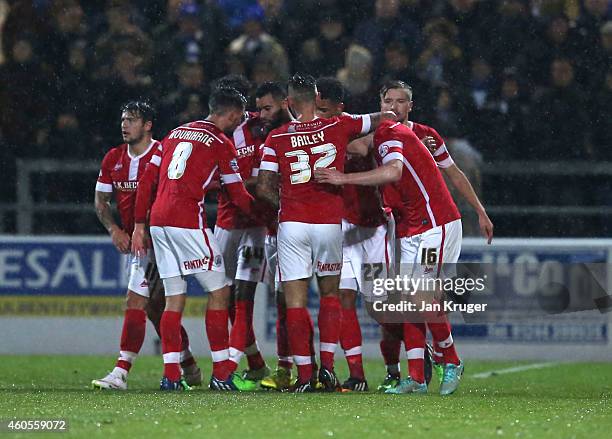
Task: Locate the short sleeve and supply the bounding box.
[340,114,371,139]
[374,122,404,165]
[218,139,243,185]
[148,142,163,168]
[259,133,279,173]
[95,150,114,193]
[428,127,454,168]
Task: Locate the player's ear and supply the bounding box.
[339,102,345,112]
[281,99,288,110]
[144,120,153,132]
[408,101,413,112]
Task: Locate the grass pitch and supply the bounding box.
[0,356,611,438]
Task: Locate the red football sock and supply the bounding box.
[116,308,147,372]
[160,310,182,381]
[238,299,266,371]
[427,316,460,365]
[380,322,402,374]
[403,321,426,383]
[276,302,292,369]
[228,300,249,371]
[287,307,313,383]
[206,308,231,380]
[340,307,364,380]
[318,296,342,371]
[179,326,197,368]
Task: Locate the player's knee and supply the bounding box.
[164,294,186,312]
[234,280,257,301]
[340,289,357,309]
[126,290,148,310]
[208,286,231,310]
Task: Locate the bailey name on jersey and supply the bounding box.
[290,131,325,148]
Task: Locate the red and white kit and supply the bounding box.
[374,120,462,279]
[340,152,394,299]
[96,140,159,296]
[214,113,267,283]
[260,114,371,281]
[135,120,254,293]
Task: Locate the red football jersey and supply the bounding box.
[216,113,266,229]
[147,120,245,229]
[260,114,371,224]
[408,121,454,169]
[96,140,160,235]
[374,120,460,237]
[343,152,386,228]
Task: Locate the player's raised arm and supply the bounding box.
[442,163,494,244]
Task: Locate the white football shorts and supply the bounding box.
[340,218,395,299]
[126,251,150,297]
[397,219,462,280]
[277,222,342,281]
[214,226,267,283]
[150,226,230,293]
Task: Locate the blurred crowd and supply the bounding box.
[0,0,611,233]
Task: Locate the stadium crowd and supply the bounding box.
[0,0,611,234]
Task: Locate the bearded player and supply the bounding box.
[92,101,201,390]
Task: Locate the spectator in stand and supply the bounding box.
[0,36,51,154]
[353,0,420,70]
[590,67,612,161]
[416,18,464,88]
[575,0,611,50]
[520,14,581,89]
[531,58,590,159]
[337,44,379,113]
[581,20,612,88]
[299,10,350,77]
[227,6,289,82]
[44,0,89,73]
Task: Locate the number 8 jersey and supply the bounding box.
[260,115,371,224]
[145,120,243,229]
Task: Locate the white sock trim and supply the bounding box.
[278,356,293,363]
[229,347,244,364]
[344,346,362,357]
[320,342,337,353]
[294,355,312,366]
[211,349,229,363]
[119,351,138,363]
[163,352,180,364]
[437,334,454,349]
[406,348,425,360]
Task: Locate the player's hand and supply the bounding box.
[110,226,130,254]
[314,168,345,185]
[421,135,437,154]
[479,212,494,244]
[131,223,148,257]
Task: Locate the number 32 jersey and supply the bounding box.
[260,115,370,224]
[149,120,242,229]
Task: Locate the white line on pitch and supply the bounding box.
[471,362,559,379]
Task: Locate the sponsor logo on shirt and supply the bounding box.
[113,181,138,191]
[183,257,211,271]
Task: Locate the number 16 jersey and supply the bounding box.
[260,114,370,224]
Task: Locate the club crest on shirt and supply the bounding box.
[229,159,240,172]
[378,143,389,157]
[113,162,123,171]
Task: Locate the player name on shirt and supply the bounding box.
[290,132,325,148]
[113,181,139,191]
[168,129,215,146]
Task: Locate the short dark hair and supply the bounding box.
[121,100,155,123]
[208,87,247,115]
[288,73,317,103]
[316,77,345,104]
[379,80,413,100]
[255,81,287,100]
[215,74,252,100]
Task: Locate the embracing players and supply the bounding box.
[316,80,493,395]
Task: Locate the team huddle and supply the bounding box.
[92,73,493,394]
